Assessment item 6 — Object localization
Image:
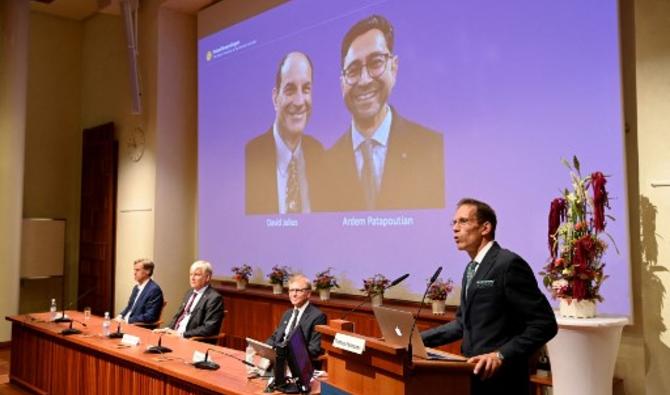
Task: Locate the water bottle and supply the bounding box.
[49,298,57,321]
[102,312,111,336]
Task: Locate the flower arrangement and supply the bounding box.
[360,274,390,296]
[313,268,339,290]
[427,278,454,301]
[540,156,617,302]
[267,265,290,285]
[231,264,253,282]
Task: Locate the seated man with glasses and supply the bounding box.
[266,274,327,361]
[326,14,445,211]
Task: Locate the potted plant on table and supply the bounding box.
[267,265,290,294]
[361,274,390,307]
[313,268,339,301]
[426,278,454,314]
[231,264,253,290]
[540,156,617,318]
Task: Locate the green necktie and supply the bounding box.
[465,261,479,297]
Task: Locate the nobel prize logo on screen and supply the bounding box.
[207,39,258,62]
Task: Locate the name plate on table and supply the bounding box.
[192,350,206,363]
[333,333,365,354]
[121,334,140,346]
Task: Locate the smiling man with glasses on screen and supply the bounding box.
[326,14,445,212]
[266,274,326,364]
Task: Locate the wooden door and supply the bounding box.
[77,122,117,315]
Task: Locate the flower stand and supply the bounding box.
[370,294,383,307]
[431,300,446,315]
[546,313,628,395]
[559,298,596,318]
[272,283,282,294]
[319,288,331,301]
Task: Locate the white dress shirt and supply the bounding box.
[351,105,392,191]
[123,278,150,322]
[175,285,208,336]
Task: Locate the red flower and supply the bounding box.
[591,172,609,233]
[548,198,567,257]
[573,235,596,269]
[572,279,587,300]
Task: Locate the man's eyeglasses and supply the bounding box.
[342,52,393,86]
[288,288,309,294]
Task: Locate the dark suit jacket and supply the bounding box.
[119,279,164,324]
[266,303,327,359]
[325,109,444,211]
[168,286,224,342]
[421,242,557,395]
[245,129,326,214]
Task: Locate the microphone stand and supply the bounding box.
[61,319,87,336]
[146,334,172,354]
[109,321,124,339]
[194,348,257,370]
[407,267,442,362]
[54,287,95,323]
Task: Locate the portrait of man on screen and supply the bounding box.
[245,51,327,215]
[326,14,445,212]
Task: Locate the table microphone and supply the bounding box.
[340,273,410,322]
[146,334,172,353]
[54,287,95,323]
[108,321,124,339]
[407,266,442,357]
[61,319,87,336]
[194,348,256,370]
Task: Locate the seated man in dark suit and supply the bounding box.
[115,258,164,327]
[155,260,224,344]
[267,274,327,361]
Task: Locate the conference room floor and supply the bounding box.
[0,347,30,395]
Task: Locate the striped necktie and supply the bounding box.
[361,139,378,210]
[286,156,302,213]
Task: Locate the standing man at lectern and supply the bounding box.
[116,258,164,326]
[267,274,327,361]
[155,260,224,343]
[421,198,557,395]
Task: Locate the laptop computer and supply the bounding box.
[246,337,277,364]
[372,306,465,361]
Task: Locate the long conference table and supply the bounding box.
[6,311,319,395]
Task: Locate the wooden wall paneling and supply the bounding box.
[9,323,52,394]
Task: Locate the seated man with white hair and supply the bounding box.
[267,274,327,361]
[155,260,224,343]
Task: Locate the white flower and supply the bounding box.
[552,279,569,290]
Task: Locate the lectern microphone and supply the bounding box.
[407,266,442,358]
